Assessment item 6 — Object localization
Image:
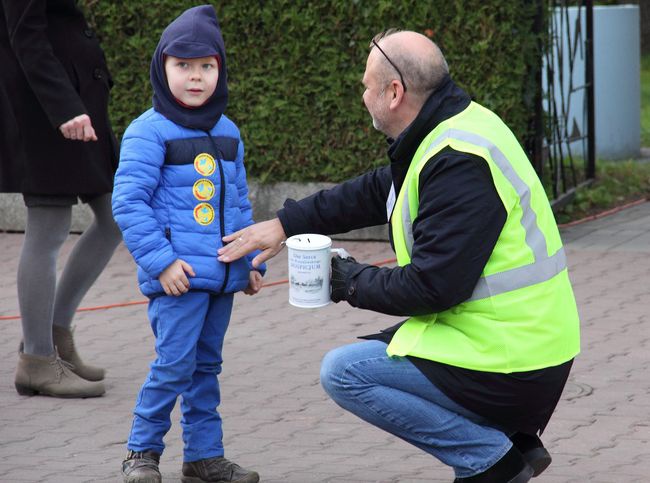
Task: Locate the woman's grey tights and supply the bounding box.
[17,194,122,356]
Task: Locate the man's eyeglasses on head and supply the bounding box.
[371,39,407,93]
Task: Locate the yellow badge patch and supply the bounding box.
[193,179,215,201]
[194,153,216,176]
[193,203,215,225]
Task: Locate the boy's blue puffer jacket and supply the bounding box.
[112,108,264,297]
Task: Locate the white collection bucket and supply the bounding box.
[285,234,346,308]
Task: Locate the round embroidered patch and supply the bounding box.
[194,153,216,176]
[193,203,215,225]
[193,179,215,201]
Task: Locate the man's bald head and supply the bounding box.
[370,29,449,101]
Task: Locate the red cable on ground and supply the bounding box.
[0,301,148,321]
[0,257,399,321]
[557,197,647,228]
[3,199,646,322]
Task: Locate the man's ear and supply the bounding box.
[389,80,405,109]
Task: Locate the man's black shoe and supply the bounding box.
[454,446,534,483]
[182,456,259,483]
[121,450,161,483]
[510,432,552,477]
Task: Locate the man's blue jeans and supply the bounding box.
[320,340,512,478]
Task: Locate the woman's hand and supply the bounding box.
[59,114,98,141]
[218,218,287,268]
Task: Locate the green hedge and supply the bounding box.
[82,1,539,183]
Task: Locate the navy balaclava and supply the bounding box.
[151,5,228,131]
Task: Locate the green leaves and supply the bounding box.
[82,0,538,183]
[555,161,650,224]
[641,54,650,147]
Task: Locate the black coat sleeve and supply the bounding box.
[277,165,392,237]
[2,0,87,128]
[346,149,507,315]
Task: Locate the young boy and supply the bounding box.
[112,6,263,483]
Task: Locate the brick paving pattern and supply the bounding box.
[0,201,649,482]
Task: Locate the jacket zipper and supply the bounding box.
[206,132,230,293]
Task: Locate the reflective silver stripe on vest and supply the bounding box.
[467,246,566,301]
[402,129,565,301]
[402,193,414,255]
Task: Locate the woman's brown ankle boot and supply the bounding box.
[52,325,106,381]
[15,351,105,398]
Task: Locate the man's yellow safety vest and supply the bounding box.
[387,101,580,373]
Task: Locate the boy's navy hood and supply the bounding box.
[151,5,227,131]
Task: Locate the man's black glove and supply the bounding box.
[330,254,358,303]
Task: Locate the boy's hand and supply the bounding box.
[159,259,195,296]
[243,270,263,295]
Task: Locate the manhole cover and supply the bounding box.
[563,381,593,400]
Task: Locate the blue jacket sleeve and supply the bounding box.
[111,120,177,279]
[234,140,266,276]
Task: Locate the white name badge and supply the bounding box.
[385,183,396,221]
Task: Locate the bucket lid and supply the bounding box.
[285,233,332,250]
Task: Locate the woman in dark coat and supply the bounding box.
[1,0,121,398]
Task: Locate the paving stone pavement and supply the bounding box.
[0,201,649,482]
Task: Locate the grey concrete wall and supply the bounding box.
[0,182,390,240]
[0,193,95,233]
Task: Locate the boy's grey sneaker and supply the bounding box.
[182,456,259,483]
[122,450,161,483]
